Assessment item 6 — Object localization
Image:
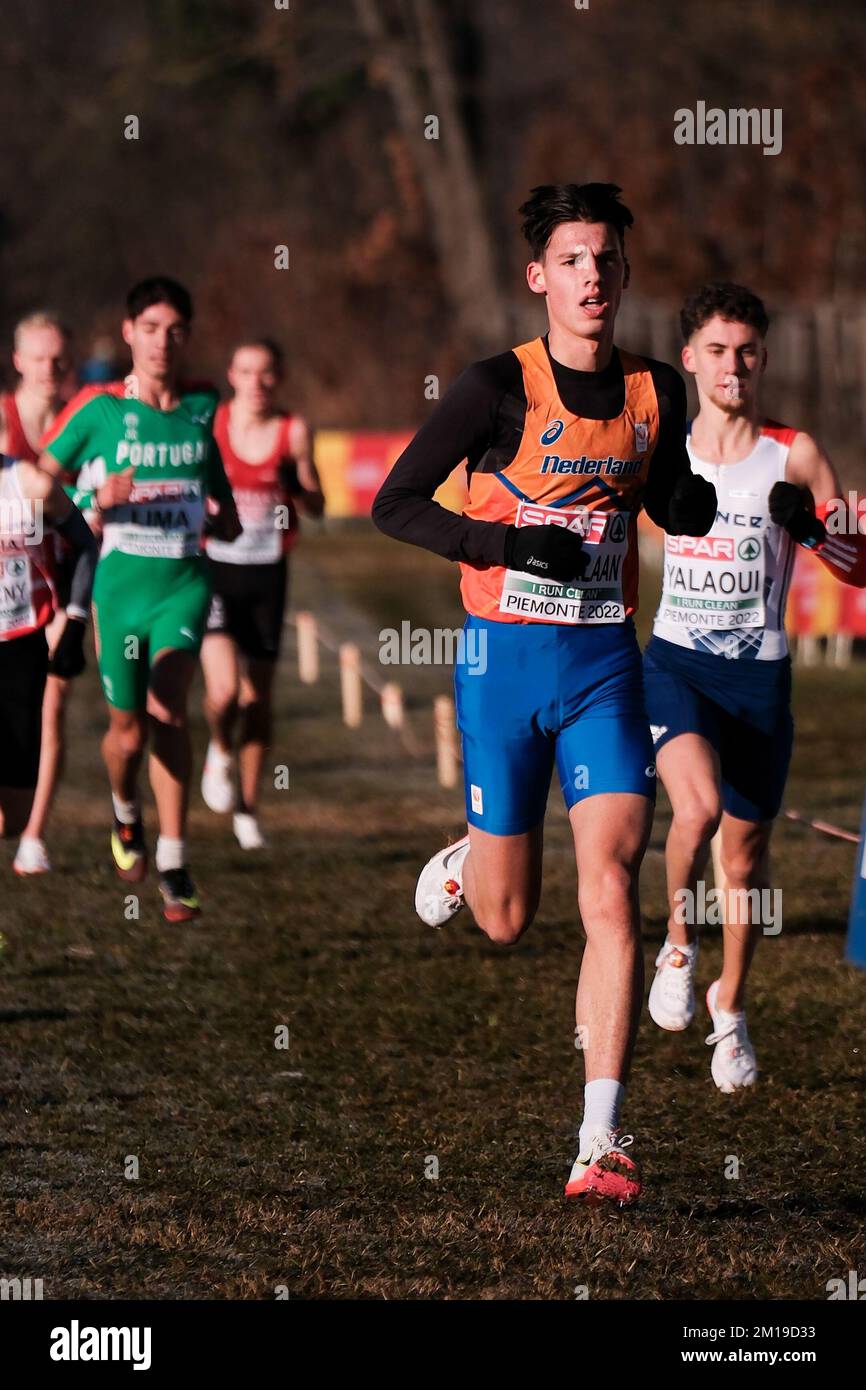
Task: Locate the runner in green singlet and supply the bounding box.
[40,277,241,922]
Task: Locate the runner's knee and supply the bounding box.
[578,862,640,932]
[107,718,146,759]
[207,685,238,720]
[672,799,721,850]
[720,838,766,887]
[473,894,536,945]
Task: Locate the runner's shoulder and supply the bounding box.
[623,352,686,422]
[177,380,220,424]
[633,353,685,400]
[460,349,524,394]
[44,381,128,445]
[760,417,800,447]
[9,456,52,500]
[445,350,525,427]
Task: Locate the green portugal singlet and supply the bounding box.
[46,383,234,710]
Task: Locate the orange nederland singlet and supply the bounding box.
[459,338,659,624]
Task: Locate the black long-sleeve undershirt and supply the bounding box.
[372,337,691,565]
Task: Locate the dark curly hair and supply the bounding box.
[680,282,769,342]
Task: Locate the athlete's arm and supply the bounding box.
[775,432,866,586]
[18,463,99,675]
[37,387,104,481]
[287,416,325,518]
[372,360,515,566]
[204,437,242,542]
[642,363,716,536]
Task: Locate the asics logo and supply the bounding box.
[540,419,565,445]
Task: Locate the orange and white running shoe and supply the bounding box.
[414,834,470,928]
[565,1131,642,1207]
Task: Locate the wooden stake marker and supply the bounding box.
[296,611,319,685]
[340,642,363,728]
[381,682,404,730]
[434,695,458,789]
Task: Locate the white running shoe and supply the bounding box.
[705,979,758,1092]
[13,836,51,876]
[201,743,235,814]
[414,835,470,928]
[233,812,267,850]
[648,938,698,1031]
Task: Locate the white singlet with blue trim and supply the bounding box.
[652,422,798,661]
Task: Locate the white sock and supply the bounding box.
[579,1078,625,1154]
[112,794,140,825]
[206,742,231,769]
[156,836,186,873]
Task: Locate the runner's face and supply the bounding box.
[527,222,628,338]
[122,303,189,382]
[13,326,70,400]
[683,316,765,414]
[227,347,280,411]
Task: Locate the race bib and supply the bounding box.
[658,531,766,631]
[0,542,35,635]
[107,479,205,560]
[498,500,629,625]
[207,487,285,564]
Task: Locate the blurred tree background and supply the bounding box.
[1,0,865,456]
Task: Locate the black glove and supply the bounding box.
[768,481,826,548]
[667,473,717,536]
[504,523,588,583]
[49,617,86,679]
[278,459,303,496]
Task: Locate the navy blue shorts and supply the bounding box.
[454,616,656,837]
[643,635,794,823]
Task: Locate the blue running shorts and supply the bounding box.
[643,634,794,823]
[454,615,656,836]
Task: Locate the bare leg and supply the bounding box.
[571,793,654,1083]
[461,820,545,945]
[21,674,70,841]
[236,658,277,814]
[716,812,773,1011]
[656,734,722,947]
[200,633,240,755]
[102,707,147,804]
[147,649,197,840]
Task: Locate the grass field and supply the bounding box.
[1,526,865,1300]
